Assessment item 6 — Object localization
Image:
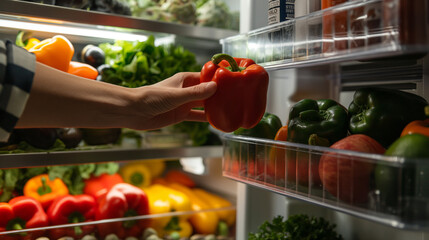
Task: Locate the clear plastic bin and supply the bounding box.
[220,0,429,69]
[220,133,429,230]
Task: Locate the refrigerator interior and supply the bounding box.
[1,0,429,239]
[232,0,429,239]
[0,0,240,239]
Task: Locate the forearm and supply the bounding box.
[16,62,137,128]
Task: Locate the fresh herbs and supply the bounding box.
[99,35,201,88]
[249,214,343,240]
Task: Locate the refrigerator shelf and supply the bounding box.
[221,0,429,70]
[0,205,236,239]
[220,133,429,230]
[0,0,238,42]
[0,146,223,169]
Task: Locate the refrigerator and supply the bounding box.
[0,0,429,239]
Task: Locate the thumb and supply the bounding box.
[178,81,217,102]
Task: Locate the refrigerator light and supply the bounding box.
[180,157,205,175]
[0,18,175,45]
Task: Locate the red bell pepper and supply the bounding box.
[200,53,269,133]
[0,196,49,240]
[83,173,124,201]
[47,194,97,240]
[95,183,150,238]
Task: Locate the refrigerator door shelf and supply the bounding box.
[221,0,429,71]
[220,132,429,231]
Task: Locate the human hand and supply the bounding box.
[129,72,217,130]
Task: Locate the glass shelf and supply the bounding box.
[0,146,223,168]
[0,0,238,42]
[221,0,429,70]
[220,132,429,231]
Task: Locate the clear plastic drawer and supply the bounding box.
[221,133,429,230]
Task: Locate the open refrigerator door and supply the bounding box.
[226,0,429,239]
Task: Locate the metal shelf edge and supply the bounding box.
[1,0,238,41]
[0,146,223,168]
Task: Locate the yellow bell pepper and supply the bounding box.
[28,35,74,72]
[120,162,152,188]
[24,38,41,50]
[140,159,166,178]
[15,31,40,50]
[162,215,193,238]
[193,188,236,227]
[168,183,219,235]
[145,184,192,238]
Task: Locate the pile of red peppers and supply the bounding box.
[0,173,150,239]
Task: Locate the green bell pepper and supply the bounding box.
[285,99,348,187]
[287,99,349,145]
[348,87,428,148]
[230,113,282,177]
[233,112,283,140]
[375,134,429,219]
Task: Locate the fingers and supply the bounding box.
[184,109,207,122]
[182,72,201,88]
[171,81,217,106]
[156,72,201,88]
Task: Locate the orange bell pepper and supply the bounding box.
[268,125,288,182]
[164,170,196,188]
[168,183,219,234]
[28,35,74,72]
[23,174,69,210]
[68,61,99,80]
[401,119,429,137]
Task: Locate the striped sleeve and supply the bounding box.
[0,40,35,142]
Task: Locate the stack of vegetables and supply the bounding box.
[0,159,236,239]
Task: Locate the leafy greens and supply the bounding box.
[249,215,343,240]
[99,35,201,88]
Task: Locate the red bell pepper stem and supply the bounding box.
[211,53,240,72]
[71,217,83,236]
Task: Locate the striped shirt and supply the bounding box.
[0,40,35,142]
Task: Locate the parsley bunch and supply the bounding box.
[249,214,343,240]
